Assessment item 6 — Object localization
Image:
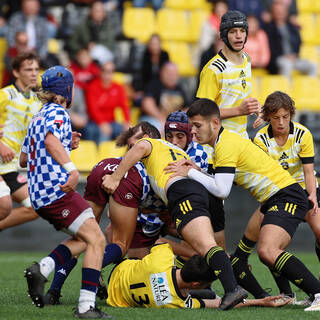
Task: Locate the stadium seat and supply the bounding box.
[98,140,127,161]
[189,10,210,42]
[298,14,319,45]
[251,68,268,78]
[260,75,292,104]
[47,38,60,54]
[164,0,208,10]
[162,41,197,76]
[250,76,261,103]
[130,107,141,126]
[70,140,98,172]
[156,9,189,41]
[0,38,7,61]
[123,8,156,43]
[292,76,320,111]
[297,0,315,13]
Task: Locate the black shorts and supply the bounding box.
[260,183,309,238]
[167,179,210,234]
[208,193,225,232]
[1,171,27,194]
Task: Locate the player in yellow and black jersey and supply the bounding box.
[106,242,290,309]
[233,91,320,303]
[166,98,320,311]
[0,52,41,227]
[197,10,262,139]
[102,122,248,311]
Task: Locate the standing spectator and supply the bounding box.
[199,0,228,55]
[68,1,117,62]
[132,0,164,11]
[141,62,187,131]
[244,15,271,69]
[84,61,130,144]
[264,0,317,76]
[5,0,49,59]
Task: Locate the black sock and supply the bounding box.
[231,256,269,299]
[205,246,237,293]
[233,235,256,262]
[315,241,320,263]
[269,267,293,296]
[274,251,320,297]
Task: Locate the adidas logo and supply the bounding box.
[58,268,67,276]
[279,152,289,161]
[214,270,221,277]
[295,279,303,285]
[268,205,278,212]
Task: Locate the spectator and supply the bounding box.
[3,31,31,86]
[262,0,298,26]
[84,61,130,144]
[132,0,164,11]
[228,0,263,20]
[244,15,271,69]
[67,0,117,62]
[141,62,187,131]
[5,0,49,59]
[264,0,317,76]
[199,0,228,54]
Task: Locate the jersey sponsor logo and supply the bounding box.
[150,272,172,306]
[184,295,193,309]
[125,192,133,200]
[61,209,70,218]
[54,119,63,129]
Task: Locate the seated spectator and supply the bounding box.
[2,31,31,86]
[264,0,317,76]
[67,0,117,62]
[132,0,164,11]
[141,62,187,131]
[199,0,228,54]
[84,61,130,144]
[244,15,270,69]
[228,0,263,21]
[5,0,49,59]
[262,0,298,26]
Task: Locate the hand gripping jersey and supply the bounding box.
[0,84,41,174]
[107,243,204,309]
[197,50,252,139]
[21,102,72,209]
[254,121,317,190]
[214,128,297,203]
[138,138,189,204]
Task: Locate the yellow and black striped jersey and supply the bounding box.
[197,50,252,139]
[214,128,296,203]
[138,138,189,204]
[254,121,316,189]
[0,84,41,174]
[107,243,204,309]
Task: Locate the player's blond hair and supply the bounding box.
[37,89,67,105]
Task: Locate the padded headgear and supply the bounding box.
[220,10,248,52]
[41,66,74,107]
[165,111,192,150]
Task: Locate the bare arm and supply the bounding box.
[142,97,166,123]
[102,140,152,194]
[303,163,318,214]
[19,151,27,168]
[220,98,261,120]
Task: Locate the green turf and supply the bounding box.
[0,251,319,319]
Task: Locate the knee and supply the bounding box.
[257,245,274,266]
[0,197,12,220]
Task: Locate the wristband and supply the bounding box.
[63,161,77,173]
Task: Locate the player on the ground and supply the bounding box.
[166,98,320,312]
[101,122,248,311]
[20,66,112,319]
[106,241,289,309]
[0,51,41,227]
[232,91,320,305]
[197,10,262,139]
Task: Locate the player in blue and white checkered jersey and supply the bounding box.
[20,66,112,319]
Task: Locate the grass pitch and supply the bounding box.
[0,251,319,320]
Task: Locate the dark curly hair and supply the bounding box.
[262,91,295,122]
